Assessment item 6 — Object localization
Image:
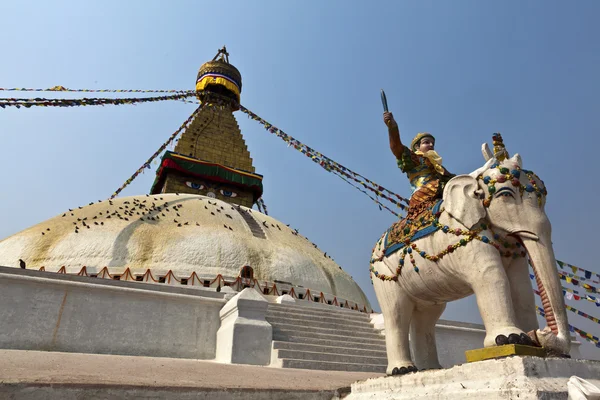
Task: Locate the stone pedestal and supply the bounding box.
[215,288,272,366]
[345,356,600,399]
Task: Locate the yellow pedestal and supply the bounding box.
[465,344,547,363]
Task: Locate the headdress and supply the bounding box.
[411,132,435,151]
[411,132,444,175]
[492,133,508,161]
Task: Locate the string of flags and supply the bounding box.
[557,260,600,284]
[2,86,410,217]
[562,286,599,305]
[256,198,269,215]
[331,165,406,212]
[0,86,194,94]
[0,93,196,109]
[331,168,400,217]
[536,306,600,348]
[533,288,600,324]
[559,273,598,294]
[565,304,600,325]
[240,103,410,207]
[529,274,599,305]
[239,104,410,216]
[109,105,202,199]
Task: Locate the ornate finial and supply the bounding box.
[212,46,230,63]
[196,47,242,109]
[492,132,509,162]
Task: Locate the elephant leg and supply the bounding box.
[372,276,416,375]
[410,302,445,370]
[468,264,525,347]
[507,257,539,334]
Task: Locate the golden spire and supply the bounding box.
[195,46,242,109]
[150,48,262,208]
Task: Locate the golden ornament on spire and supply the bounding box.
[492,132,509,161]
[196,46,242,109]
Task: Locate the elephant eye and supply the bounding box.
[495,190,514,199]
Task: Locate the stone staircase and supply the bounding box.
[234,206,266,239]
[267,302,387,373]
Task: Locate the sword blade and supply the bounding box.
[380,89,389,112]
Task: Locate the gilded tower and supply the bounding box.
[150,47,263,208]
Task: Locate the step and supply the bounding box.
[235,206,266,239]
[274,349,387,366]
[268,303,370,320]
[273,330,386,348]
[268,301,370,316]
[266,315,376,333]
[280,358,386,373]
[267,307,371,325]
[272,323,383,341]
[273,341,388,358]
[266,309,372,326]
[273,334,386,350]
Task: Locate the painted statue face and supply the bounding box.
[417,137,435,152]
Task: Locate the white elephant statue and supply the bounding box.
[370,141,570,376]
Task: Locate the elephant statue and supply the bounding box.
[370,141,570,376]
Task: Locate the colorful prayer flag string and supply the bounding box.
[529,273,600,303]
[559,272,599,294]
[0,93,196,108]
[238,104,409,217]
[563,287,600,306]
[0,86,194,94]
[536,307,600,348]
[330,168,400,217]
[527,260,599,294]
[533,289,600,324]
[330,164,407,211]
[562,287,600,306]
[109,105,203,199]
[256,198,269,215]
[565,304,600,325]
[557,260,600,284]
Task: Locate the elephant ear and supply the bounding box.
[443,175,486,229]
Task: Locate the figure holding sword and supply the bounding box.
[380,90,454,216]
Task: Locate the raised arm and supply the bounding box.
[383,112,405,159]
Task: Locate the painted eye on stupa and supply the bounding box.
[220,190,237,198]
[185,181,205,190]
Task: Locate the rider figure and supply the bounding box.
[383,111,454,216]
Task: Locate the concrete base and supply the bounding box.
[346,356,600,399]
[0,349,380,400]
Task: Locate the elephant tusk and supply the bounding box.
[481,143,493,161]
[510,231,539,241]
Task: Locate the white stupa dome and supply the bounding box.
[0,193,371,309]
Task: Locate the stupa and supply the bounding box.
[1,49,597,398]
[0,47,371,311]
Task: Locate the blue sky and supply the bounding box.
[1,1,599,358]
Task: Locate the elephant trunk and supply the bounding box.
[520,235,570,355]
